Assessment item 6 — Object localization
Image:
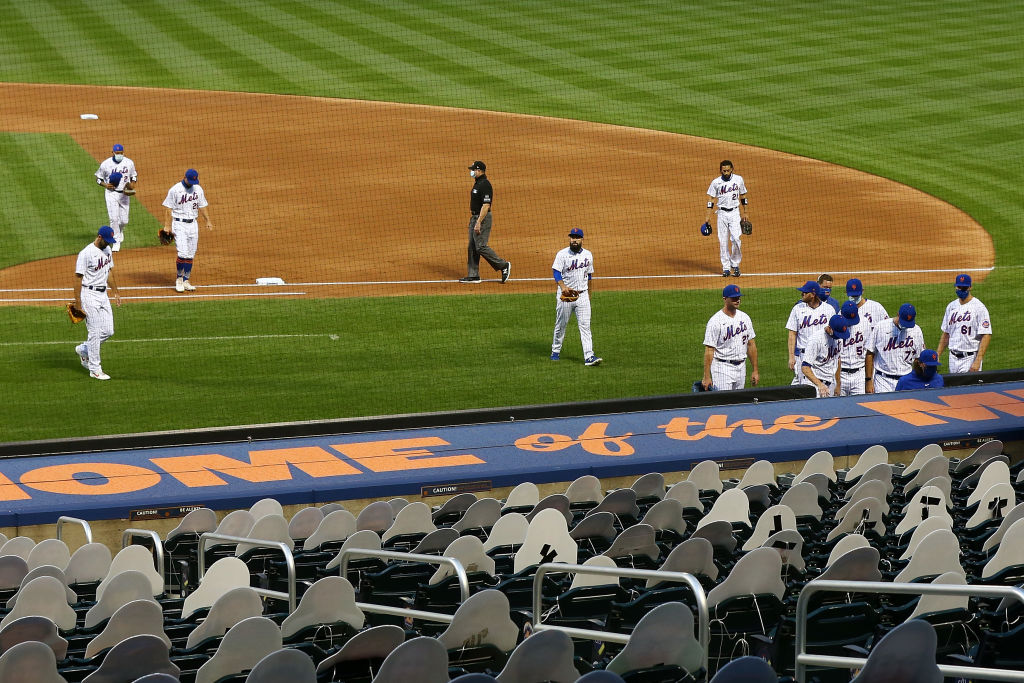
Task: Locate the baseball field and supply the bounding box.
[1,1,1021,443]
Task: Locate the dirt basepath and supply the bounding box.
[0,83,993,299]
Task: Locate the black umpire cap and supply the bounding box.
[468,161,486,171]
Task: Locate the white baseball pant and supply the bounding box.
[173,220,199,259]
[790,350,804,385]
[947,350,980,374]
[717,209,742,270]
[872,372,900,393]
[552,290,594,359]
[799,372,836,397]
[839,367,866,396]
[711,358,746,390]
[81,287,114,373]
[105,191,131,251]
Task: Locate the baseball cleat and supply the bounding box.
[584,356,603,366]
[75,344,89,368]
[722,270,730,277]
[501,262,511,283]
[732,267,741,277]
[175,277,185,292]
[459,276,481,283]
[550,352,560,361]
[182,280,197,291]
[90,370,111,380]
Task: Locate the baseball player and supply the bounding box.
[551,228,601,366]
[702,284,758,390]
[73,226,122,380]
[836,301,873,396]
[845,278,890,330]
[896,349,945,391]
[801,314,851,397]
[817,274,841,313]
[162,169,212,292]
[703,160,748,277]
[936,273,992,373]
[865,303,925,393]
[94,143,137,252]
[786,281,837,384]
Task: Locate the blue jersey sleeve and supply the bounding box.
[553,269,563,282]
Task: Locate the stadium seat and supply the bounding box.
[183,586,264,651]
[281,575,363,643]
[96,545,164,599]
[501,482,540,516]
[179,557,251,621]
[436,589,519,675]
[849,619,941,682]
[302,509,357,552]
[84,599,170,660]
[0,537,37,561]
[315,624,405,682]
[193,616,281,683]
[0,640,67,682]
[7,565,77,608]
[248,498,284,521]
[494,629,579,683]
[0,576,77,632]
[84,570,158,629]
[525,495,573,525]
[245,647,316,683]
[708,655,776,682]
[451,498,502,538]
[26,539,72,572]
[287,506,325,544]
[81,634,179,683]
[604,602,703,682]
[432,493,479,526]
[64,543,113,602]
[371,636,450,683]
[0,615,68,660]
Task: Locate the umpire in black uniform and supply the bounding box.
[461,161,511,283]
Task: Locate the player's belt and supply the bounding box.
[794,347,805,355]
[841,367,863,373]
[714,357,744,366]
[949,350,975,358]
[83,285,106,292]
[879,372,902,380]
[718,206,735,212]
[173,217,195,223]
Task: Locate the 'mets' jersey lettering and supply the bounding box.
[786,301,836,348]
[941,297,991,353]
[162,182,208,219]
[552,247,594,292]
[706,174,747,210]
[75,243,114,288]
[704,309,755,361]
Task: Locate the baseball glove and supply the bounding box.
[740,218,753,235]
[158,228,175,246]
[66,302,86,323]
[700,221,712,237]
[560,288,580,302]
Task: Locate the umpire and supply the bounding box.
[461,161,511,284]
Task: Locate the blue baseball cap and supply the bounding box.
[723,284,741,298]
[108,171,122,186]
[97,225,116,245]
[829,314,851,340]
[955,273,972,287]
[840,300,860,326]
[797,280,821,296]
[569,228,584,238]
[897,303,917,328]
[846,278,863,297]
[184,169,199,183]
[919,349,940,367]
[112,143,124,152]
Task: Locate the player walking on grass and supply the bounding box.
[94,143,137,252]
[702,284,758,390]
[936,273,992,373]
[786,281,836,385]
[865,303,925,393]
[163,169,212,293]
[74,226,121,380]
[703,160,748,277]
[551,228,601,366]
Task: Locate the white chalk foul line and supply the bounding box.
[0,333,337,348]
[0,265,1003,296]
[0,292,306,303]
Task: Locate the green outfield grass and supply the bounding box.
[2,0,1022,441]
[3,284,1003,443]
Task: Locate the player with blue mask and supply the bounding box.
[936,273,992,373]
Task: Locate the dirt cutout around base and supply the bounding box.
[0,83,992,300]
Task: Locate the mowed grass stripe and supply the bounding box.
[6,3,85,84]
[44,1,178,86]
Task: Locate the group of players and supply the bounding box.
[702,272,992,396]
[74,143,213,379]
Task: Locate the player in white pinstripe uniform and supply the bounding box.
[73,226,122,380]
[865,303,925,393]
[936,273,992,373]
[162,169,213,292]
[837,301,871,395]
[801,314,851,397]
[702,160,748,277]
[702,283,758,390]
[786,281,836,385]
[94,143,137,252]
[845,278,889,330]
[550,228,601,366]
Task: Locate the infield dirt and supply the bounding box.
[0,83,992,299]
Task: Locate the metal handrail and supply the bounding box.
[121,529,166,590]
[338,548,470,625]
[55,516,93,544]
[796,580,1024,682]
[533,563,710,676]
[197,532,297,613]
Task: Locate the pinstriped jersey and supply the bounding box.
[76,243,114,288]
[552,247,593,292]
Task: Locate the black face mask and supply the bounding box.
[721,173,732,182]
[569,243,582,254]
